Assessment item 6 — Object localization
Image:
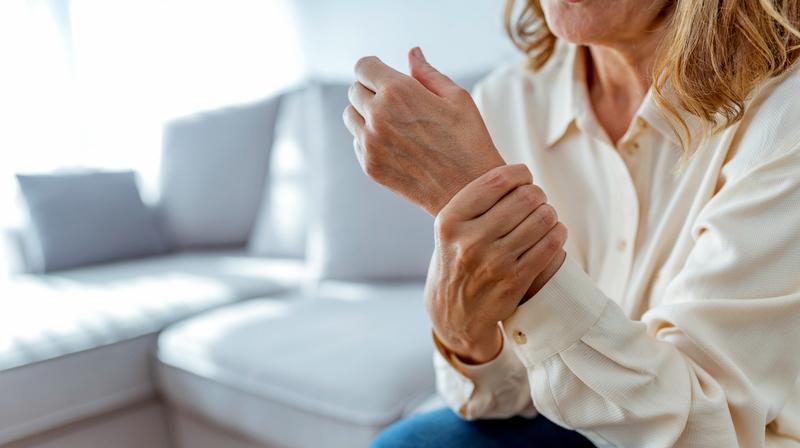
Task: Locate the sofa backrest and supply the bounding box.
[158,94,283,249]
[304,72,487,283]
[4,72,489,278]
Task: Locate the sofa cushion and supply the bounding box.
[16,171,167,273]
[156,283,435,448]
[0,250,304,445]
[159,95,282,249]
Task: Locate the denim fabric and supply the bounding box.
[371,408,595,448]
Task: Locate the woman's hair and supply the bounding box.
[504,0,800,149]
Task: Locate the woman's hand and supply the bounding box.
[343,47,505,216]
[426,165,567,364]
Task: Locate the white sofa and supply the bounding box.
[0,75,483,447]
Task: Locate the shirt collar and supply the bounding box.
[544,43,706,150]
[637,88,708,149]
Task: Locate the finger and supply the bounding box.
[499,203,559,259]
[472,184,548,239]
[342,104,366,139]
[347,81,375,118]
[517,223,567,272]
[443,164,532,221]
[354,56,406,92]
[408,47,460,99]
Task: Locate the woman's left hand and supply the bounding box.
[343,47,505,216]
[425,164,568,364]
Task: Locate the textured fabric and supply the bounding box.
[16,171,167,273]
[156,284,435,448]
[158,94,281,248]
[435,42,800,448]
[371,408,595,448]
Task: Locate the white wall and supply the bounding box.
[291,0,519,80]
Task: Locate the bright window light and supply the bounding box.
[0,0,304,225]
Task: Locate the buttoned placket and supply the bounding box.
[609,120,645,303]
[579,112,641,303]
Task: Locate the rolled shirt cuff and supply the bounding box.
[502,256,609,367]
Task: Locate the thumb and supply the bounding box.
[408,47,458,98]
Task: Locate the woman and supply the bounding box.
[343,0,800,446]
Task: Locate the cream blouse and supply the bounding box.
[434,42,800,447]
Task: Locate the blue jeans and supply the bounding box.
[371,408,595,448]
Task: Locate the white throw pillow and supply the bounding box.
[158,94,282,248]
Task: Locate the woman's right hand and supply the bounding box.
[425,164,567,364]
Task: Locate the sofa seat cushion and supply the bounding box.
[156,283,435,448]
[0,250,304,445]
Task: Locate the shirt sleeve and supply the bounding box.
[433,329,537,419]
[436,146,800,447]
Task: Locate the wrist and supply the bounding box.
[520,248,566,305]
[435,325,503,365]
[429,156,506,216]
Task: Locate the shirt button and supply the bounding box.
[616,239,628,252]
[632,141,640,150]
[511,329,528,345]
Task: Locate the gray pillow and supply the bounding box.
[248,88,310,258]
[159,94,282,248]
[16,171,167,273]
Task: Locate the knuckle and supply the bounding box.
[545,223,567,251]
[509,163,533,183]
[516,185,542,209]
[354,56,377,72]
[529,184,547,204]
[482,165,512,189]
[434,213,454,240]
[537,204,558,228]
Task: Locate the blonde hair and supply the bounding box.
[504,0,800,149]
